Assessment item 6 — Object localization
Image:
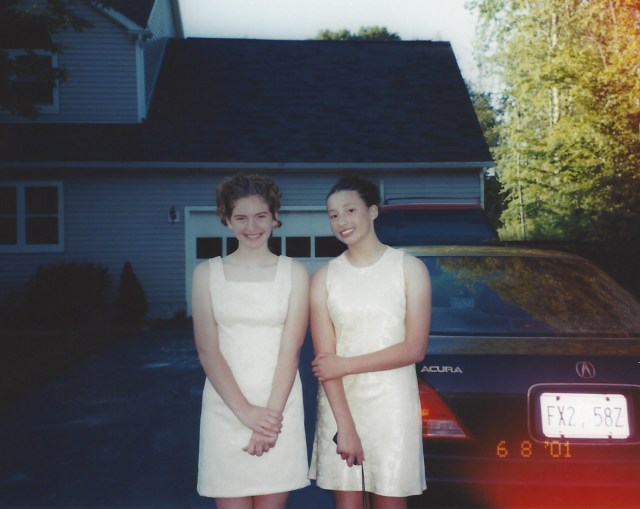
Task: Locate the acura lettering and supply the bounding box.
[421,365,463,374]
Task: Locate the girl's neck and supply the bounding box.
[345,238,386,268]
[226,246,277,267]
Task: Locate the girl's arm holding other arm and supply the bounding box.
[192,262,283,439]
[311,265,364,467]
[312,254,431,382]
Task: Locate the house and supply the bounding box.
[0,0,492,319]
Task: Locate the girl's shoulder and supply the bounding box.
[310,262,329,287]
[283,256,309,279]
[401,251,431,284]
[193,256,220,276]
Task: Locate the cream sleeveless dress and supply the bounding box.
[197,256,310,498]
[309,247,426,497]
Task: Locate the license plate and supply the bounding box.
[539,392,630,439]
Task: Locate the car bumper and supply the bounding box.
[420,450,640,508]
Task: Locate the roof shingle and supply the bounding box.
[0,38,491,165]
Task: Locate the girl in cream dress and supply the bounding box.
[309,175,431,509]
[192,174,309,509]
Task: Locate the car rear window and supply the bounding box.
[376,208,498,246]
[422,255,640,337]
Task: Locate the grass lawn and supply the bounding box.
[0,326,134,405]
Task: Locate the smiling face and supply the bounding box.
[327,190,378,245]
[227,195,278,249]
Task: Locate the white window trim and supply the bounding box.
[6,49,60,114]
[0,181,64,253]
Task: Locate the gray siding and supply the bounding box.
[0,168,482,318]
[1,174,191,317]
[144,0,181,109]
[381,171,481,204]
[269,174,336,206]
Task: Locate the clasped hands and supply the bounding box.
[239,404,283,457]
[237,354,348,457]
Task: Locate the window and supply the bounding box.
[196,237,222,259]
[6,50,59,113]
[423,255,640,337]
[315,236,345,257]
[286,236,311,258]
[195,236,282,259]
[0,183,63,252]
[0,187,17,244]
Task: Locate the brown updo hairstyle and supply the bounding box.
[216,173,283,227]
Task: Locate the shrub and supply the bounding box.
[24,262,111,328]
[115,261,147,324]
[0,288,27,329]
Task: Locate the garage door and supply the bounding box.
[185,207,344,314]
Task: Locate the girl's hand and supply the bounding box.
[243,431,278,456]
[312,352,346,381]
[237,405,283,437]
[335,428,365,467]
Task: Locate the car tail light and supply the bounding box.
[419,381,470,440]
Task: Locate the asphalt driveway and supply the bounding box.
[0,322,332,509]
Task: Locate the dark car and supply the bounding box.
[376,203,499,246]
[406,245,640,509]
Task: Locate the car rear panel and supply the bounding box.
[418,348,640,507]
[402,248,640,507]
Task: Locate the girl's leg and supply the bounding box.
[334,490,366,509]
[215,497,252,509]
[372,494,407,509]
[254,491,289,509]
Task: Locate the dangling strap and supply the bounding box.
[361,464,369,509]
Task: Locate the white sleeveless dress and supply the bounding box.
[197,256,310,498]
[309,247,426,497]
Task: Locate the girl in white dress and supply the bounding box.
[309,175,431,509]
[192,174,310,509]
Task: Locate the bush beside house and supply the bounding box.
[22,262,111,328]
[0,261,148,404]
[115,261,148,325]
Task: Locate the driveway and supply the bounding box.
[0,323,332,509]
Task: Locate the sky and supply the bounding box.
[178,0,480,85]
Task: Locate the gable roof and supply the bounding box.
[113,0,157,28]
[0,38,491,167]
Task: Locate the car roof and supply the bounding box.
[401,245,583,258]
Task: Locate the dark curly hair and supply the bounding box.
[326,174,380,208]
[216,173,283,227]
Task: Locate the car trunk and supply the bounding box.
[417,338,640,507]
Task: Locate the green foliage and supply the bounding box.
[468,84,504,229]
[316,28,355,40]
[24,262,111,328]
[470,0,640,242]
[468,86,501,148]
[115,261,147,325]
[316,26,400,41]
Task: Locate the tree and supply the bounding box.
[469,0,640,242]
[468,85,503,229]
[115,261,147,325]
[316,26,400,41]
[0,0,116,118]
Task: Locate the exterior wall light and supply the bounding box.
[168,206,180,223]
